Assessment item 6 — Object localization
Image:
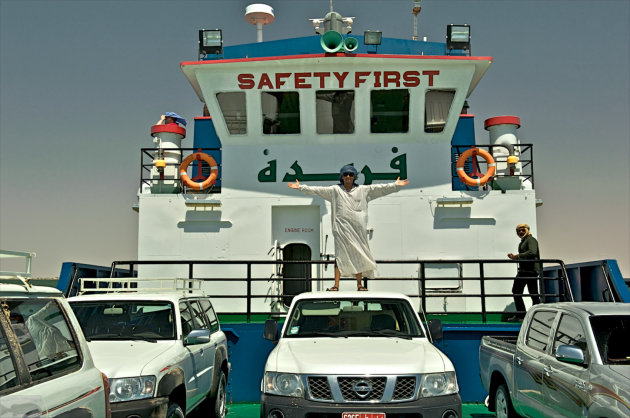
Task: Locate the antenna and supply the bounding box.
[412,0,422,41]
[245,4,275,43]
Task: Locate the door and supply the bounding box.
[543,313,591,417]
[513,309,557,417]
[272,205,320,301]
[180,300,210,410]
[281,243,312,306]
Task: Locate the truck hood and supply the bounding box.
[88,340,178,378]
[266,338,451,375]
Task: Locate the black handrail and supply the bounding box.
[451,143,534,190]
[98,258,572,323]
[140,147,222,192]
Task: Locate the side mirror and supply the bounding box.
[427,318,443,341]
[556,344,585,365]
[184,329,211,346]
[264,319,279,342]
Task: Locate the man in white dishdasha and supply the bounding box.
[288,164,409,291]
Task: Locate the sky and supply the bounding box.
[1,0,628,279]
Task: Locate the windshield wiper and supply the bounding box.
[350,330,414,340]
[129,336,158,343]
[292,331,341,338]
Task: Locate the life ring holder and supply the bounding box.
[179,152,218,190]
[456,147,496,187]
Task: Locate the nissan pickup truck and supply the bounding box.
[261,291,461,418]
[479,302,630,418]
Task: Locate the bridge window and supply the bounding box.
[261,91,300,134]
[425,89,455,133]
[316,90,355,134]
[370,89,409,133]
[216,92,247,134]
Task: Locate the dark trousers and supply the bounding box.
[512,271,540,317]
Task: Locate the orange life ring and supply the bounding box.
[456,148,496,187]
[179,152,218,190]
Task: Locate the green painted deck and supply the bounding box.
[224,403,494,417]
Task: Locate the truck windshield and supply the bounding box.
[590,315,630,365]
[284,298,424,338]
[70,301,175,341]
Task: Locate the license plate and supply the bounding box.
[342,413,385,418]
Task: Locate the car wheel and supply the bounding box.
[211,371,227,418]
[167,402,185,418]
[495,383,517,418]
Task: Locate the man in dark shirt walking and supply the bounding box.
[507,223,541,321]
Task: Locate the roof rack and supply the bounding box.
[0,250,35,289]
[78,277,205,295]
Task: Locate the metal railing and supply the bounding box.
[140,147,222,192]
[89,258,575,323]
[451,143,534,190]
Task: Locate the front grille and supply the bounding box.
[393,376,417,400]
[308,376,332,400]
[338,376,386,401]
[306,374,422,403]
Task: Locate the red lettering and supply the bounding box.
[383,71,401,87]
[373,71,382,88]
[402,71,420,87]
[294,72,312,88]
[333,71,349,88]
[275,73,291,88]
[313,72,331,88]
[237,73,255,89]
[257,73,274,89]
[423,70,439,87]
[239,70,434,90]
[354,71,370,87]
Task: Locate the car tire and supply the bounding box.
[167,402,185,418]
[495,383,518,418]
[210,371,227,418]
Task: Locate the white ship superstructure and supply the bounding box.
[135,7,539,316]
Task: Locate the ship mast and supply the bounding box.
[412,0,422,40]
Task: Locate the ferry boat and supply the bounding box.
[56,2,629,405]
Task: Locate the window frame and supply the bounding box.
[0,297,84,393]
[198,299,220,333]
[261,91,301,135]
[424,89,456,133]
[369,89,410,134]
[315,90,356,134]
[216,91,247,135]
[525,310,557,353]
[553,313,590,366]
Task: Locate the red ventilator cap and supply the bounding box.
[484,116,521,130]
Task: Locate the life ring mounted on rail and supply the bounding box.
[179,152,218,190]
[456,147,496,187]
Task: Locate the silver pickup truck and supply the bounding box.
[479,302,630,418]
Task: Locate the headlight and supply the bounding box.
[109,376,156,403]
[263,372,304,397]
[420,372,458,397]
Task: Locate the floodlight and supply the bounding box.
[446,24,470,55]
[364,30,382,45]
[199,29,223,56]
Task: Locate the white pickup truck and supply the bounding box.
[261,291,461,418]
[479,302,630,418]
